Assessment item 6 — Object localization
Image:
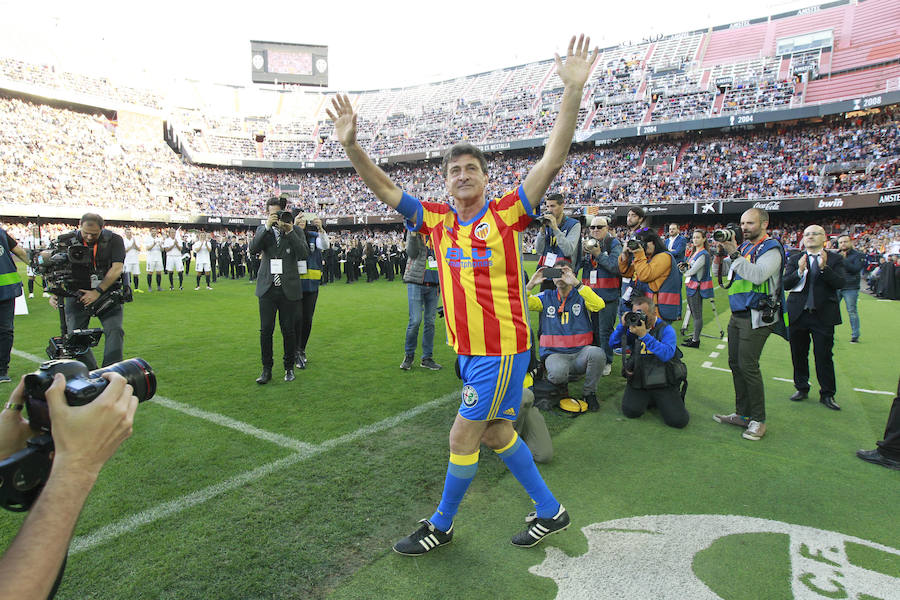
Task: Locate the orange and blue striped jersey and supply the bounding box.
[398,185,537,356]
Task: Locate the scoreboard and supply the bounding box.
[250,41,328,87]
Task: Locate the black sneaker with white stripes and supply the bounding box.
[511,505,570,548]
[392,519,453,555]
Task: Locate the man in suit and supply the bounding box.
[249,197,309,384]
[783,225,846,411]
[665,223,688,265]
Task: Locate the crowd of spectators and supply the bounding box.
[2,94,898,220]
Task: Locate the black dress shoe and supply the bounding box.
[820,396,841,411]
[789,390,808,402]
[284,369,295,382]
[856,449,900,470]
[681,339,700,348]
[256,368,272,384]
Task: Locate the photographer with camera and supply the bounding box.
[400,231,442,371]
[0,227,28,384]
[526,258,606,411]
[581,216,621,375]
[617,228,683,324]
[713,208,787,442]
[0,371,137,600]
[48,214,127,370]
[535,193,582,290]
[293,214,331,369]
[681,230,714,348]
[251,198,309,384]
[610,295,689,428]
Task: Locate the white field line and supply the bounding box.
[854,388,894,396]
[772,377,794,383]
[152,396,317,452]
[716,344,726,350]
[11,348,44,363]
[701,361,732,373]
[69,390,459,554]
[708,352,720,359]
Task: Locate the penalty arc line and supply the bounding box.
[69,390,459,554]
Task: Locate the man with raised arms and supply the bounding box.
[328,35,596,554]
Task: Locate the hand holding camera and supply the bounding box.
[624,310,650,337]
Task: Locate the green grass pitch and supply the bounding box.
[2,264,898,599]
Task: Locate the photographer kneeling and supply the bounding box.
[610,295,689,428]
[0,372,137,600]
[49,214,127,369]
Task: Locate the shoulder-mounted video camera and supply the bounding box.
[35,231,129,316]
[0,358,155,512]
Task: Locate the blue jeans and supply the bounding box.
[405,283,439,358]
[839,289,860,339]
[591,300,619,363]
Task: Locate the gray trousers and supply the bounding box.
[545,346,606,396]
[514,388,553,463]
[64,297,124,370]
[686,293,704,341]
[727,312,773,422]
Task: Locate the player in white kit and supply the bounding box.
[144,229,165,291]
[193,231,213,290]
[122,228,143,293]
[163,228,184,291]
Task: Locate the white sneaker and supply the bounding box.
[28,293,34,298]
[42,292,51,297]
[742,420,767,441]
[206,286,213,290]
[194,286,200,290]
[602,363,612,377]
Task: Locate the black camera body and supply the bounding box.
[542,267,562,279]
[23,358,156,433]
[756,296,778,324]
[623,310,649,328]
[626,239,643,252]
[0,358,155,511]
[278,210,294,224]
[34,232,92,297]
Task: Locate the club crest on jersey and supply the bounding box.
[445,247,492,269]
[473,222,491,241]
[462,385,478,407]
[572,303,582,317]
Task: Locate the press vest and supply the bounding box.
[537,287,594,358]
[685,249,714,299]
[629,252,682,322]
[580,239,621,302]
[0,232,22,301]
[539,216,582,272]
[301,231,322,293]
[728,237,781,312]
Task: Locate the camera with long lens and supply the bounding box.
[278,210,294,224]
[0,358,156,511]
[623,310,649,328]
[756,296,778,324]
[584,237,600,251]
[713,224,743,244]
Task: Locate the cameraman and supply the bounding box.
[610,295,689,428]
[580,216,621,374]
[713,208,786,442]
[0,227,28,384]
[535,193,582,289]
[617,228,682,324]
[49,214,126,370]
[0,372,137,600]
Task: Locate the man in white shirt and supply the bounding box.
[192,231,214,290]
[23,226,49,298]
[144,229,165,292]
[162,228,184,291]
[122,228,143,294]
